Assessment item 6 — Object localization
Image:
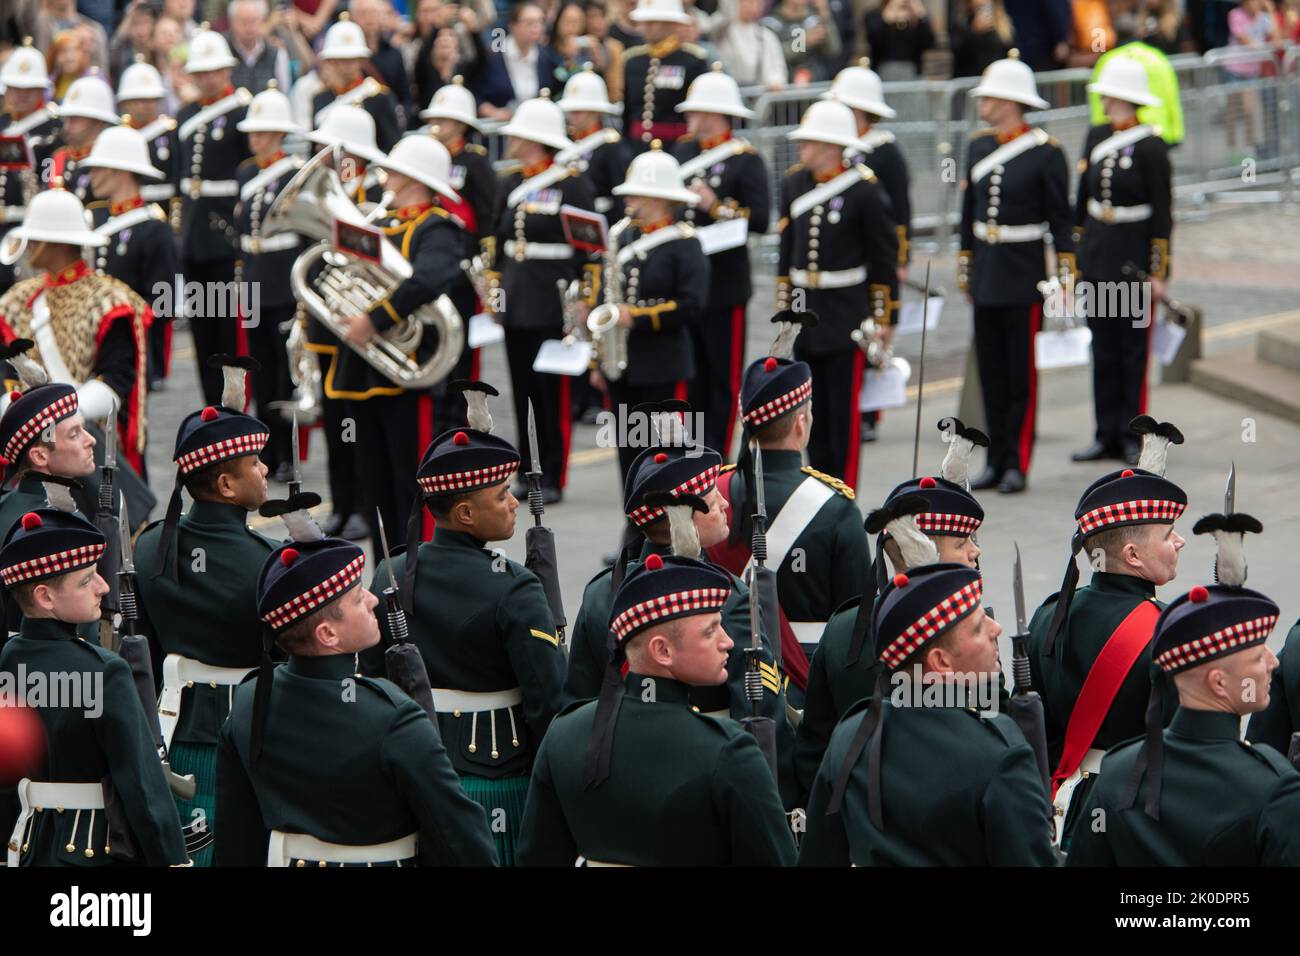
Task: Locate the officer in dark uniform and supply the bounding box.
[82,126,178,337]
[1246,619,1300,755]
[1,508,189,867]
[490,95,599,504]
[334,134,473,548]
[175,30,253,407]
[777,100,898,488]
[359,393,566,866]
[673,67,771,456]
[48,75,118,205]
[959,52,1075,495]
[1026,422,1186,849]
[599,144,709,485]
[518,553,796,866]
[706,338,869,712]
[134,366,274,865]
[216,531,498,866]
[0,41,60,289]
[619,0,708,153]
[565,440,798,807]
[794,424,986,803]
[1069,523,1300,866]
[232,88,305,481]
[311,18,402,152]
[800,563,1057,866]
[422,78,500,432]
[116,59,182,388]
[1071,58,1173,466]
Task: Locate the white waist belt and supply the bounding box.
[1079,747,1105,775]
[180,177,239,198]
[1051,746,1106,848]
[790,266,866,289]
[1086,199,1153,224]
[504,240,573,261]
[158,654,255,752]
[700,708,730,719]
[240,233,300,254]
[578,857,632,867]
[8,779,105,867]
[790,621,828,647]
[267,829,418,866]
[140,184,176,201]
[973,221,1048,243]
[2,207,26,223]
[429,686,524,714]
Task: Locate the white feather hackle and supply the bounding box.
[663,503,702,558]
[465,392,493,433]
[889,514,939,570]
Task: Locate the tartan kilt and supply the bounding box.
[169,741,217,867]
[458,772,530,867]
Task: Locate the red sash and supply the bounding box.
[707,470,811,691]
[1050,599,1160,796]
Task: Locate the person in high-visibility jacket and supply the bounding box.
[1089,42,1184,146]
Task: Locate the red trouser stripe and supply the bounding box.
[558,374,572,490]
[419,392,435,541]
[1018,303,1042,475]
[1138,304,1153,415]
[723,304,745,455]
[844,350,866,490]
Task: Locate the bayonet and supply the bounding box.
[1006,539,1051,798]
[118,490,134,578]
[1225,461,1235,515]
[289,408,302,498]
[526,398,544,525]
[752,438,766,527]
[375,507,402,601]
[102,406,117,472]
[910,260,932,479]
[1013,541,1027,638]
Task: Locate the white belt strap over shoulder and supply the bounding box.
[429,686,524,714]
[179,89,251,141]
[676,137,750,180]
[789,621,829,647]
[972,220,1048,244]
[790,166,869,221]
[700,707,730,719]
[267,829,418,866]
[503,240,573,261]
[616,223,690,266]
[742,476,835,581]
[8,779,105,867]
[180,177,239,198]
[29,291,72,384]
[577,856,633,867]
[1085,199,1152,224]
[240,233,301,254]
[94,206,157,238]
[240,156,302,201]
[5,104,57,138]
[158,654,255,752]
[789,266,867,290]
[1089,124,1154,165]
[507,163,573,209]
[970,128,1048,185]
[1051,747,1105,847]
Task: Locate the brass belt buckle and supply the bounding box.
[1101,206,1116,224]
[985,223,1000,243]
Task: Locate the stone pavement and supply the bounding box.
[144,203,1300,663]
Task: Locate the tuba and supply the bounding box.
[279,308,323,425]
[851,317,912,380]
[263,148,465,391]
[587,215,633,381]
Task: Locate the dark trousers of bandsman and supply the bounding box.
[688,304,746,459]
[1087,303,1152,451]
[606,378,688,489]
[797,345,866,489]
[973,303,1041,476]
[322,390,363,521]
[246,302,296,473]
[504,327,569,493]
[186,256,242,406]
[349,391,435,547]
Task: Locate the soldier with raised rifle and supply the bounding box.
[518,552,796,866]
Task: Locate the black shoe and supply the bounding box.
[321,513,346,536]
[339,514,370,541]
[860,420,877,443]
[270,462,295,484]
[542,486,562,505]
[1123,439,1141,467]
[1071,441,1121,463]
[997,469,1027,494]
[970,466,1002,490]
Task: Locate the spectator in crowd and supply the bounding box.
[1280,0,1300,42]
[1134,0,1194,53]
[266,0,318,78]
[765,0,842,83]
[350,0,415,122]
[608,0,642,48]
[1065,0,1115,67]
[34,0,110,73]
[1224,0,1282,155]
[408,0,489,111]
[227,0,292,92]
[551,1,597,85]
[405,0,444,79]
[163,0,201,36]
[47,25,95,100]
[291,0,340,39]
[110,0,160,80]
[949,0,1015,77]
[152,13,196,109]
[1,0,42,49]
[1002,0,1071,69]
[585,0,625,101]
[474,1,560,119]
[864,0,934,80]
[713,0,787,89]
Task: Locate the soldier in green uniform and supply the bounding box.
[2,507,188,867]
[1246,620,1300,755]
[706,316,870,710]
[518,552,796,865]
[795,421,987,801]
[565,433,797,806]
[0,348,101,644]
[1026,418,1186,849]
[215,531,497,866]
[133,360,275,865]
[800,562,1057,866]
[1069,514,1300,865]
[358,383,565,866]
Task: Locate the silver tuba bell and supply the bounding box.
[851,317,912,380]
[263,147,465,391]
[587,215,633,381]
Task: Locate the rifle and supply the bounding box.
[94,411,122,651]
[289,408,302,499]
[1121,261,1196,325]
[375,507,437,719]
[742,441,779,781]
[523,399,567,648]
[910,260,932,480]
[1008,542,1051,795]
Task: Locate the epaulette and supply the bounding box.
[464,142,488,155]
[719,463,737,474]
[855,163,877,183]
[237,155,259,170]
[677,221,696,239]
[802,465,854,499]
[147,203,167,221]
[623,43,649,59]
[785,162,804,175]
[1240,739,1294,776]
[971,128,997,139]
[691,706,744,738]
[1150,125,1163,139]
[497,160,524,177]
[682,42,707,58]
[1048,135,1062,148]
[601,128,620,144]
[85,199,109,211]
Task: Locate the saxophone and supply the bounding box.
[586,216,633,381]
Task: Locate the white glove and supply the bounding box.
[76,378,121,421]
